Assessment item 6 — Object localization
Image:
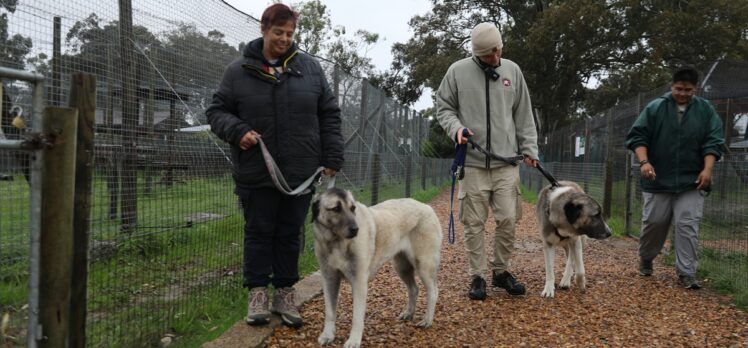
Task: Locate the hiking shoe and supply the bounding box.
[272,287,303,328]
[639,259,653,276]
[245,287,270,326]
[679,275,702,290]
[468,276,487,300]
[492,271,526,296]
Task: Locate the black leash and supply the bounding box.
[466,138,525,165]
[536,162,561,188]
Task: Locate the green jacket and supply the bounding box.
[436,57,538,168]
[625,92,724,193]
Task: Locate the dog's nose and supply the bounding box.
[347,226,359,238]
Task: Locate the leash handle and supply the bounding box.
[447,175,457,244]
[258,137,323,195]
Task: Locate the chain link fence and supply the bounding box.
[0,0,449,346]
[522,60,748,296]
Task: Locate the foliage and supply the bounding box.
[293,0,332,56]
[0,0,31,71]
[421,108,455,158]
[292,0,378,78]
[387,0,748,132]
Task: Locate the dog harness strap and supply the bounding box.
[258,137,324,195]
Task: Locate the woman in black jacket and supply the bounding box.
[206,3,344,328]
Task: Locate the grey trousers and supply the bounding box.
[639,189,704,277]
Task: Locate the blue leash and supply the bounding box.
[447,129,469,244]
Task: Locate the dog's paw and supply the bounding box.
[559,275,572,289]
[343,337,362,348]
[541,283,555,298]
[575,274,587,292]
[416,318,433,328]
[318,332,335,345]
[398,310,414,321]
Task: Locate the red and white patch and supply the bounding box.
[502,78,512,87]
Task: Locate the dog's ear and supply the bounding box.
[311,197,320,222]
[564,201,582,225]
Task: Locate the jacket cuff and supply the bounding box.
[233,123,253,147]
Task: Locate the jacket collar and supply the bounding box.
[244,38,299,68]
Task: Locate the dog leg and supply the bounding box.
[393,254,417,321]
[416,262,438,327]
[344,272,368,348]
[541,242,556,298]
[559,243,573,290]
[573,238,586,292]
[318,269,341,346]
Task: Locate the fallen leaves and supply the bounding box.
[265,189,748,347]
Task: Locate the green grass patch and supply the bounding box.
[661,247,748,309]
[519,183,538,204]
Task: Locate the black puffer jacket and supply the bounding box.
[207,38,344,191]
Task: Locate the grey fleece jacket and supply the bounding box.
[436,57,538,168]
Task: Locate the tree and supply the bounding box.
[293,0,332,56]
[0,0,32,70]
[389,0,748,134]
[64,13,160,80]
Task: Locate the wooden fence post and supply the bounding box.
[68,73,95,348]
[603,109,613,219]
[39,107,78,348]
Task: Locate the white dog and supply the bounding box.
[311,188,442,348]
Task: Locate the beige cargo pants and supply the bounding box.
[458,165,521,278]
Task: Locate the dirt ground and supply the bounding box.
[266,189,748,347]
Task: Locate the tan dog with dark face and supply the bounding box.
[311,188,442,348]
[536,181,612,298]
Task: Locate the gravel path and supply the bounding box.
[266,189,748,347]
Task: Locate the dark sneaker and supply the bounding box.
[245,287,270,326]
[468,276,487,300]
[272,287,303,328]
[639,259,653,276]
[492,271,526,296]
[679,275,702,290]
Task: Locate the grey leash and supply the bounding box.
[257,137,334,195]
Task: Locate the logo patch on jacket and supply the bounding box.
[502,78,511,87]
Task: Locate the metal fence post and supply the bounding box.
[371,153,380,205]
[39,106,79,348]
[119,0,138,232]
[69,73,96,348]
[624,151,633,235]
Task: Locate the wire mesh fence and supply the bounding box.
[523,61,748,295]
[0,0,450,346]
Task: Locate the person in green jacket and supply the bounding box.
[436,22,539,300]
[625,65,725,290]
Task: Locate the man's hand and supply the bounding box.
[239,130,260,150]
[640,163,656,181]
[457,127,474,145]
[523,156,538,168]
[323,168,337,177]
[696,168,713,190]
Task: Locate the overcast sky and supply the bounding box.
[223,0,435,110]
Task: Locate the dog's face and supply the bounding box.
[563,193,612,240]
[311,187,360,240]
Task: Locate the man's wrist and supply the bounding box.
[639,159,649,166]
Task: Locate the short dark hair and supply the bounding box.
[261,3,299,31]
[673,66,699,85]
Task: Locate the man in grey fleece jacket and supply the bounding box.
[436,22,538,300]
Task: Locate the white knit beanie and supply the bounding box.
[471,22,503,56]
